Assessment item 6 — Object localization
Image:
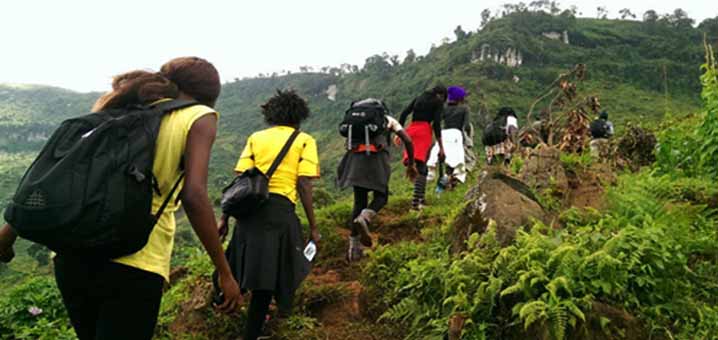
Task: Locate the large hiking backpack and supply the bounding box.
[339,98,388,154]
[590,119,610,138]
[3,99,198,258]
[481,115,508,147]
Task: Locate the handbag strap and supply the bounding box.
[266,128,301,179]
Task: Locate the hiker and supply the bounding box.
[336,98,417,261]
[0,57,242,340]
[398,86,447,210]
[482,107,519,166]
[427,86,472,188]
[217,90,320,340]
[589,111,614,159]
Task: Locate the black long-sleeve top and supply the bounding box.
[399,92,444,138]
[443,103,470,132]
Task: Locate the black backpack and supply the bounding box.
[590,119,609,138]
[339,99,388,154]
[482,115,508,147]
[3,99,198,258]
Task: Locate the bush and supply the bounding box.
[0,277,76,340]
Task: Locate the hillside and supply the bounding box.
[1,10,717,339]
[0,12,709,204]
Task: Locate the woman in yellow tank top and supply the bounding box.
[219,90,321,340]
[0,57,242,340]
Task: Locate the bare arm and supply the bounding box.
[397,130,415,166]
[398,99,415,127]
[181,114,241,312]
[397,130,418,181]
[297,177,320,244]
[0,224,18,263]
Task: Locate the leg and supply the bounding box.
[368,190,388,213]
[53,256,99,340]
[245,290,274,340]
[351,186,373,252]
[94,263,164,340]
[354,189,388,235]
[412,161,428,209]
[351,187,369,236]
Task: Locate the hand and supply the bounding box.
[0,224,17,263]
[393,135,402,146]
[311,228,321,246]
[406,164,419,181]
[216,272,242,313]
[218,217,229,242]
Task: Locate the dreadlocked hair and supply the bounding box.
[261,89,310,127]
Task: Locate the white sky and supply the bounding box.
[1,0,715,92]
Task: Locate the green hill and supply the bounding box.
[0,12,709,204]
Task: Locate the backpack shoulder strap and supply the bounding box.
[266,129,301,179]
[153,173,185,223]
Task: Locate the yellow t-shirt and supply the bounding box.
[235,126,320,203]
[113,103,218,282]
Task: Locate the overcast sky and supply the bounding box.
[1,0,714,92]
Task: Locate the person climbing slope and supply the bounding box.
[398,86,447,210]
[589,110,614,159]
[218,89,320,340]
[337,98,417,261]
[0,57,242,340]
[427,85,472,187]
[482,107,519,166]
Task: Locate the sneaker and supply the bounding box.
[347,236,363,262]
[353,210,375,247]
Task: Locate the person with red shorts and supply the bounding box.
[398,86,447,210]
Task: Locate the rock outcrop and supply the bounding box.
[542,30,570,44]
[519,146,570,198]
[451,169,547,251]
[472,44,523,68]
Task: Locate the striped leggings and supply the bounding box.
[412,161,428,207]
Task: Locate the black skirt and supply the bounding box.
[224,194,310,312]
[336,150,392,193]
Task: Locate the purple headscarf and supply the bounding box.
[447,86,466,102]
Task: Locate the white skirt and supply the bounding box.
[427,129,467,183]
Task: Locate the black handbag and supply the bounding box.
[221,129,301,217]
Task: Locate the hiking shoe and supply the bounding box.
[411,199,426,212]
[347,236,363,262]
[354,209,376,247]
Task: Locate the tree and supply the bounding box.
[390,55,400,67]
[529,0,550,12]
[404,49,416,64]
[480,9,492,28]
[597,6,609,20]
[619,8,636,20]
[699,16,718,38]
[299,66,309,73]
[454,25,467,41]
[363,54,392,76]
[664,8,695,28]
[643,10,658,23]
[549,1,561,15]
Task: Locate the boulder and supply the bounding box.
[451,168,547,251]
[519,146,569,198]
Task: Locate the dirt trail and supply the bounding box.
[281,213,426,340]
